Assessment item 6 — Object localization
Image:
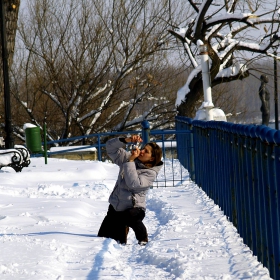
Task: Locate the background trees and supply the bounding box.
[169,0,280,119]
[1,0,280,145]
[9,0,188,143]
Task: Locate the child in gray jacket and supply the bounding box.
[98,134,163,245]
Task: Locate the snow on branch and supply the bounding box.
[90,80,112,99]
[42,90,66,116]
[170,0,280,110]
[175,66,201,106]
[83,87,115,134]
[184,42,198,68]
[215,62,248,79]
[205,13,255,27]
[102,101,131,132]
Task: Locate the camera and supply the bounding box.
[132,142,141,150]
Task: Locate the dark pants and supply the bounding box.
[98,204,148,244]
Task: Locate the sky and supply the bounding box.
[0,157,272,280]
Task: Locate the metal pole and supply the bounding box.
[43,122,47,164]
[274,50,279,130]
[0,1,14,148]
[141,120,150,145]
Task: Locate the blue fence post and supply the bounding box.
[141,120,150,145]
[260,127,276,276]
[223,123,232,221]
[244,125,255,253]
[230,124,238,228]
[234,125,243,234]
[250,126,264,264]
[188,119,195,181]
[216,123,225,212]
[238,125,247,245]
[175,116,193,181]
[262,128,279,279]
[209,122,217,204]
[192,121,204,189]
[248,126,258,257]
[43,122,47,165]
[192,123,200,186]
[98,135,102,161]
[256,125,270,270]
[273,130,280,278]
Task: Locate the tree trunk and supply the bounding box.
[0,0,20,120]
[177,72,204,117]
[177,86,203,117]
[2,0,20,67]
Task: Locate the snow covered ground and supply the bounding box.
[0,157,271,280]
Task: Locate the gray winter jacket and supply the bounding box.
[106,137,163,211]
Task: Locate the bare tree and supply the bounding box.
[169,0,280,117]
[10,0,188,143]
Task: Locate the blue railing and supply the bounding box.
[37,124,191,187]
[176,116,280,279]
[42,130,137,161]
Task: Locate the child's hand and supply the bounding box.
[129,146,140,161]
[125,134,143,144]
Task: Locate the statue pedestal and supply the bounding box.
[194,108,227,122]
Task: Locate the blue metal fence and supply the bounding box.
[176,116,280,279]
[37,125,191,187]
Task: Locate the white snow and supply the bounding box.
[50,146,97,152]
[176,67,201,107]
[0,157,271,280]
[194,108,227,122]
[23,123,37,129]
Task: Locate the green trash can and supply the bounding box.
[25,127,43,153]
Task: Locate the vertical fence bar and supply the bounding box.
[244,125,255,252]
[223,124,232,220]
[263,129,278,278]
[197,124,204,189]
[236,125,245,240]
[211,122,219,206]
[208,123,215,202]
[98,135,102,161]
[189,122,195,181]
[256,126,270,270]
[43,122,47,165]
[230,125,238,228]
[141,120,150,145]
[205,124,211,195]
[260,127,275,277]
[247,126,258,257]
[203,123,209,193]
[252,127,265,264]
[239,127,250,246]
[192,122,201,188]
[161,133,167,187]
[217,125,224,211]
[248,126,260,256]
[273,131,280,277]
[175,117,194,184]
[216,123,223,211]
